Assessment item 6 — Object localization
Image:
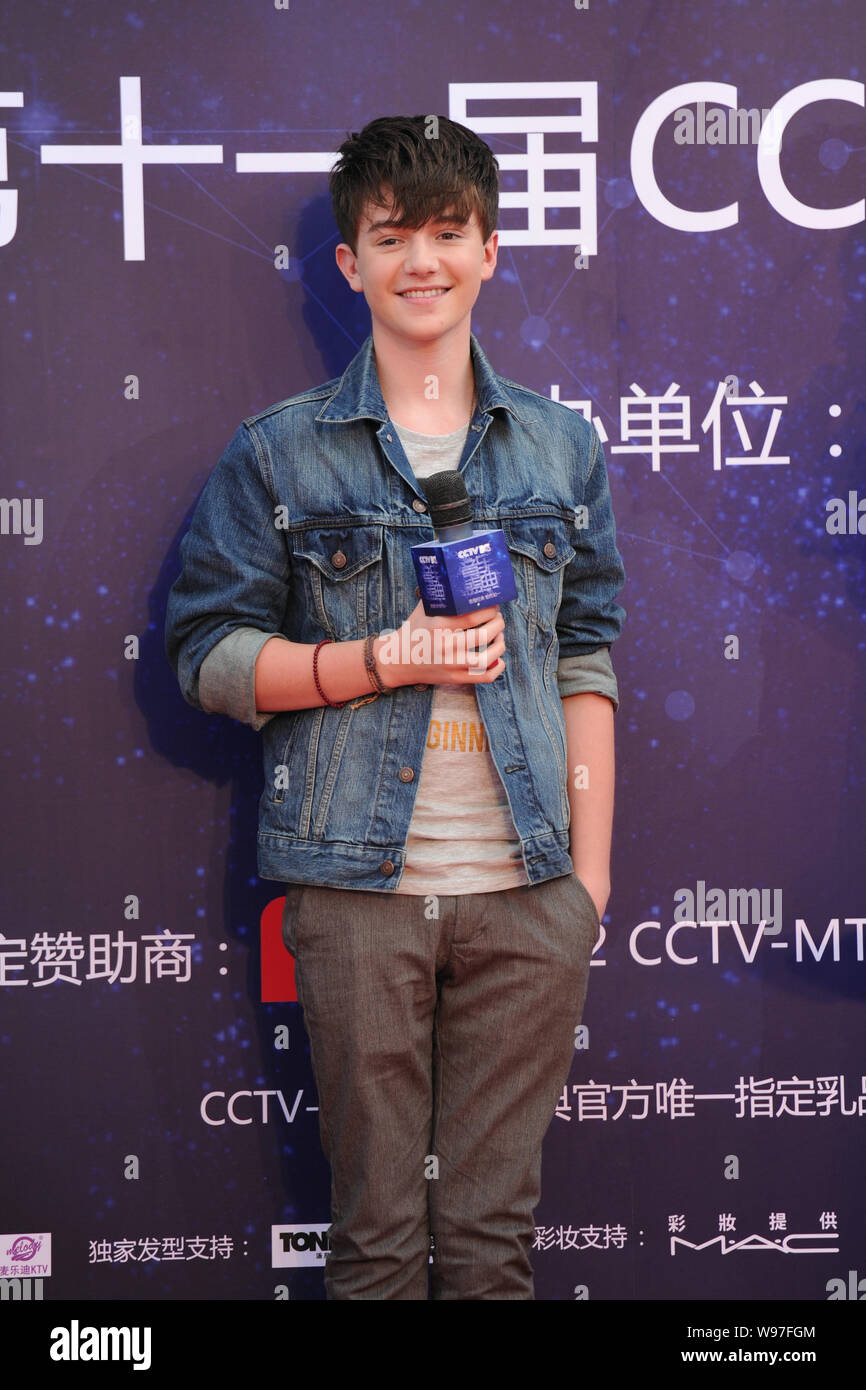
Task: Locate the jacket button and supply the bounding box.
[380,859,395,876]
[414,585,421,598]
[412,498,427,512]
[543,541,557,559]
[332,550,347,569]
[413,683,429,691]
[398,766,415,782]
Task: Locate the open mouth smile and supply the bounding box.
[398,288,452,300]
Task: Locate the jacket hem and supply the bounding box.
[257,829,575,891]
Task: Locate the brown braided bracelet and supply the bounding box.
[363,632,389,694]
[312,639,346,708]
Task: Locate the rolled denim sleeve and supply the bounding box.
[556,424,627,665]
[557,645,620,711]
[198,627,290,731]
[165,422,292,727]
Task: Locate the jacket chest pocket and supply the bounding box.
[292,523,384,639]
[503,517,576,630]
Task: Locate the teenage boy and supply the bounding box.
[165,114,626,1300]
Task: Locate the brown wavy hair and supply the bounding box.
[329,114,500,254]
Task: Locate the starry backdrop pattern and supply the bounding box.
[0,0,863,1299]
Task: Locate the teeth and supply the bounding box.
[401,289,448,298]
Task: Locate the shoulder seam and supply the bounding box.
[241,418,278,500]
[587,422,600,480]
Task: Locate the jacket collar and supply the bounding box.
[315,330,529,425]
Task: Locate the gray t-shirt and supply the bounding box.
[390,418,528,895]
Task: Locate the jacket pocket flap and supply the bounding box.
[504,517,575,572]
[293,523,384,581]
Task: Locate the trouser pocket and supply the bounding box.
[569,872,600,931]
[281,883,306,957]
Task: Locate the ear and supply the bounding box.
[480,229,499,283]
[335,242,364,292]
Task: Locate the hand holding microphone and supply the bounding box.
[374,471,516,688]
[374,600,507,688]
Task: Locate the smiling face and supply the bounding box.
[335,191,498,348]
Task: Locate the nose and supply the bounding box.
[403,232,441,275]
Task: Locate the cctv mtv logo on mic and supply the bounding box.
[411,470,517,616]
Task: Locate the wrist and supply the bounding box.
[572,869,610,926]
[373,633,401,690]
[572,866,610,897]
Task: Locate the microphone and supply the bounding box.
[422,470,475,543]
[410,471,518,616]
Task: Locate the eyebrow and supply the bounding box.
[363,215,469,237]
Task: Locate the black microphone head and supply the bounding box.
[421,470,472,530]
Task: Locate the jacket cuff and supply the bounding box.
[198,628,290,731]
[556,646,620,711]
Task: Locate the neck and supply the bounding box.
[372,321,476,431]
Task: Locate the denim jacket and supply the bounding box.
[165,331,627,891]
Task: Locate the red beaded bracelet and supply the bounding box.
[312,638,346,708]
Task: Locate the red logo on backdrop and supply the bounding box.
[260,896,297,1003]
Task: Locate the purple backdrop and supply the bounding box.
[1,0,864,1302]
